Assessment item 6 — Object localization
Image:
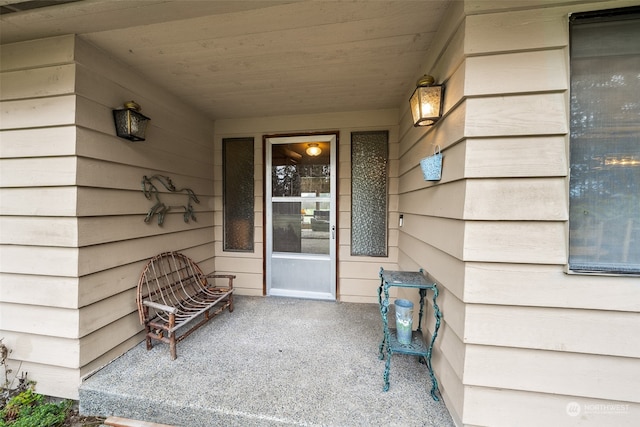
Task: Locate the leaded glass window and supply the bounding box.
[351,131,388,256]
[223,137,254,251]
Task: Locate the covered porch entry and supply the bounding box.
[79,296,453,426]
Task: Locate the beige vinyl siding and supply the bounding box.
[464,136,567,178]
[0,274,79,308]
[0,34,215,399]
[74,30,216,392]
[393,3,467,420]
[464,386,639,427]
[464,261,640,310]
[397,1,640,425]
[464,305,639,358]
[0,126,77,158]
[214,111,401,303]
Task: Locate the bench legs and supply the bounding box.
[168,313,177,360]
[143,299,233,360]
[143,325,176,360]
[145,325,153,351]
[169,331,177,360]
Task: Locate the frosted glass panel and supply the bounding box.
[223,138,254,251]
[569,9,640,273]
[351,131,388,256]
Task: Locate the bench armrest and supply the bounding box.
[205,274,236,280]
[143,300,178,314]
[205,274,235,290]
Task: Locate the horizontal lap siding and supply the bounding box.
[399,1,640,425]
[0,217,78,246]
[464,305,640,358]
[464,386,640,427]
[464,262,640,311]
[0,35,216,399]
[464,136,567,178]
[0,95,77,129]
[0,274,79,308]
[464,345,640,403]
[0,64,76,100]
[0,35,75,71]
[0,126,77,157]
[73,32,216,373]
[73,29,216,392]
[464,178,567,220]
[465,93,568,137]
[464,221,567,264]
[0,40,83,404]
[457,2,640,426]
[0,187,78,216]
[396,2,467,421]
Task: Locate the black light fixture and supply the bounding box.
[113,101,151,141]
[409,75,444,127]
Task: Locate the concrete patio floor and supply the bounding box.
[79,296,454,427]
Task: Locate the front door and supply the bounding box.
[265,134,337,300]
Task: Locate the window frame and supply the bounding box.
[567,6,640,275]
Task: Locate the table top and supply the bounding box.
[379,269,435,289]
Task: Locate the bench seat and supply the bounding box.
[136,251,235,359]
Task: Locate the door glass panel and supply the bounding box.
[272,202,302,253]
[303,197,330,255]
[272,143,330,197]
[271,142,331,255]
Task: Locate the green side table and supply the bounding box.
[378,267,442,401]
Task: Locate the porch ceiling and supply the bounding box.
[0,0,451,121]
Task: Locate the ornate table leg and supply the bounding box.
[425,285,442,401]
[378,284,387,360]
[382,283,392,391]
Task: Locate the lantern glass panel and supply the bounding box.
[129,111,149,139]
[410,84,443,127]
[420,86,441,117]
[410,89,421,124]
[113,109,150,141]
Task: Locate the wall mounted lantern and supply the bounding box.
[113,101,151,141]
[409,75,444,127]
[306,143,322,156]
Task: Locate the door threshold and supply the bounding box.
[268,289,335,301]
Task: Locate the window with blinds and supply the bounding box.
[568,7,640,273]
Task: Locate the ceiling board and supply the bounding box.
[1,0,452,121]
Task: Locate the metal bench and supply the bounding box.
[136,251,234,359]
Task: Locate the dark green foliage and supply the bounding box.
[0,387,72,427]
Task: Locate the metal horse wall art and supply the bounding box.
[142,175,199,226]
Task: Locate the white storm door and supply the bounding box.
[265,134,337,300]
